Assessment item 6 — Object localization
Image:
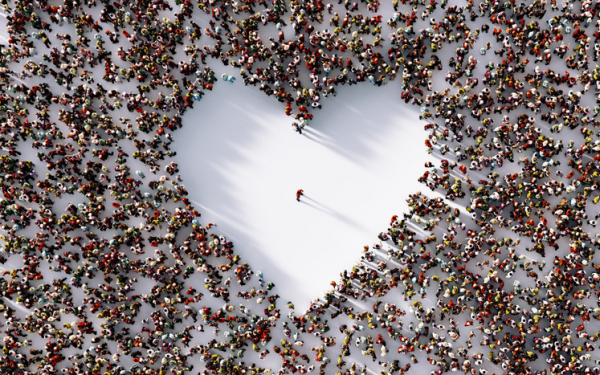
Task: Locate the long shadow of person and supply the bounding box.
[301,195,363,231]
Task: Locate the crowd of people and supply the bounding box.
[0,0,600,374]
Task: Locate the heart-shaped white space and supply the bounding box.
[175,69,433,311]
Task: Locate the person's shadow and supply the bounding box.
[301,195,362,231]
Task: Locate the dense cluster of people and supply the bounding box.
[1,0,600,374]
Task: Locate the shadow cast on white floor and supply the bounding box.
[175,75,433,312]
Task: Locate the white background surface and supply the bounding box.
[175,75,435,311]
[3,1,598,373]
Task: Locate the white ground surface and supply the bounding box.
[175,75,435,311]
[4,2,597,374]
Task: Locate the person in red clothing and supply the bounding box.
[296,189,304,202]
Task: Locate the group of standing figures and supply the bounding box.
[2,0,600,374]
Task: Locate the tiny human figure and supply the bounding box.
[292,122,302,134]
[296,189,304,201]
